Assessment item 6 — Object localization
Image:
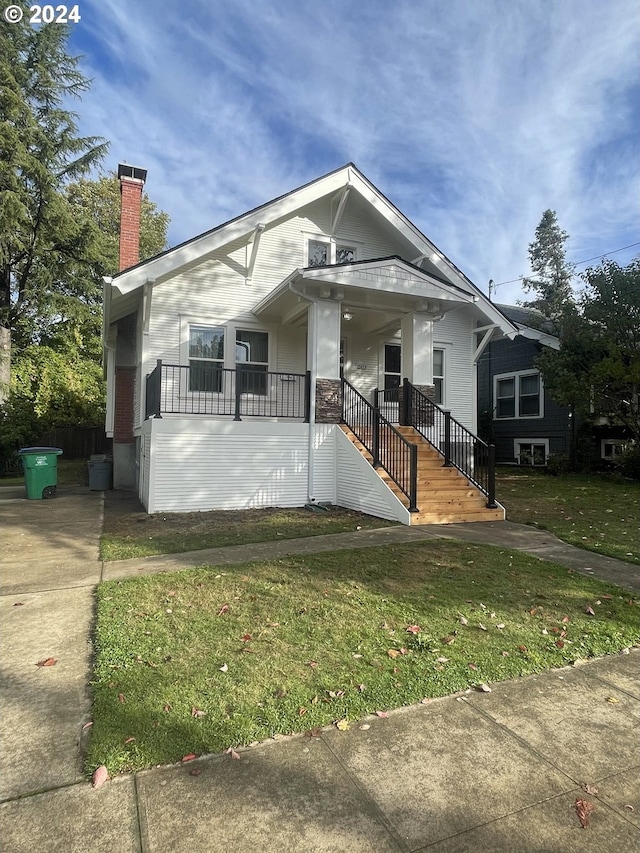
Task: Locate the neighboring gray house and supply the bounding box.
[476,305,573,466]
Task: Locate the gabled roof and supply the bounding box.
[496,304,560,349]
[110,164,498,310]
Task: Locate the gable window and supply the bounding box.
[307,238,357,267]
[189,325,224,392]
[308,240,329,267]
[236,329,268,395]
[494,371,542,419]
[336,245,356,264]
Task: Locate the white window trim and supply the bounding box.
[514,438,549,466]
[600,439,627,459]
[493,370,544,420]
[433,344,448,407]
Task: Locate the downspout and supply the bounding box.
[289,278,320,504]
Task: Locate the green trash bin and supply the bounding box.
[18,447,63,500]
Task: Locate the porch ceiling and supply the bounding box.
[253,257,476,331]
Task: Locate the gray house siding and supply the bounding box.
[477,336,573,464]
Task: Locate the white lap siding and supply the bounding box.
[335,429,409,524]
[148,419,309,513]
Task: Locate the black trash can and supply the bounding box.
[88,454,113,490]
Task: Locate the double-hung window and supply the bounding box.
[494,371,542,419]
[189,325,224,392]
[236,329,269,395]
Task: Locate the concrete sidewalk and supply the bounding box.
[0,485,638,852]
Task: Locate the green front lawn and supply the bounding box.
[89,540,639,775]
[499,469,639,564]
[100,506,395,562]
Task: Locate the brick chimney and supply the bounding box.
[118,163,147,272]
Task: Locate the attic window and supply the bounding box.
[308,240,329,267]
[307,239,358,267]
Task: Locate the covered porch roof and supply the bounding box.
[253,256,514,337]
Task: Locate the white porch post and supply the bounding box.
[309,299,342,382]
[400,312,433,385]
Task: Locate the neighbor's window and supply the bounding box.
[189,325,224,392]
[601,439,626,460]
[495,371,542,419]
[236,329,268,394]
[516,441,547,466]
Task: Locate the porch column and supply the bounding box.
[308,299,342,423]
[400,312,435,423]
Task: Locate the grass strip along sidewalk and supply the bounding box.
[89,539,639,775]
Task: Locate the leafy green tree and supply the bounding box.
[0,7,108,396]
[522,209,575,319]
[537,258,640,445]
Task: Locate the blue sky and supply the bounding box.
[68,0,640,303]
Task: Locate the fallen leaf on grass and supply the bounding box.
[496,623,505,630]
[298,707,307,716]
[327,690,345,699]
[501,651,510,657]
[92,765,108,789]
[440,634,456,645]
[518,645,528,653]
[241,634,252,642]
[182,753,197,762]
[335,718,349,731]
[436,656,449,663]
[305,727,323,738]
[82,721,93,731]
[191,707,207,718]
[585,605,595,616]
[225,747,241,760]
[468,663,478,671]
[217,604,230,616]
[476,683,492,693]
[118,693,126,704]
[163,704,171,713]
[352,653,363,659]
[478,623,487,631]
[219,663,228,673]
[458,615,469,626]
[36,658,57,667]
[575,797,594,828]
[387,649,400,659]
[562,616,570,623]
[581,783,599,795]
[308,660,318,668]
[375,710,389,718]
[124,737,135,745]
[406,625,421,634]
[555,640,565,649]
[357,684,366,692]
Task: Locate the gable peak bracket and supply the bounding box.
[246,223,266,285]
[331,186,351,235]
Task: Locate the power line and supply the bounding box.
[490,240,640,289]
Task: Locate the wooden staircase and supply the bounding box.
[340,424,504,524]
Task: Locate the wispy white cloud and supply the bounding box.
[70,0,640,301]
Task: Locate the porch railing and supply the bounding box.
[145,361,310,421]
[403,379,497,507]
[342,378,418,512]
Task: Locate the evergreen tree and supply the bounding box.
[0,7,108,397]
[521,209,575,319]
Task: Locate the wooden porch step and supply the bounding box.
[339,424,504,525]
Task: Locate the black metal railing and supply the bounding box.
[342,379,418,512]
[374,387,400,423]
[145,361,310,421]
[404,379,496,507]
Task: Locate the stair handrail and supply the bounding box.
[342,378,418,512]
[404,379,497,508]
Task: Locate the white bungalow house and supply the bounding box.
[104,163,518,524]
